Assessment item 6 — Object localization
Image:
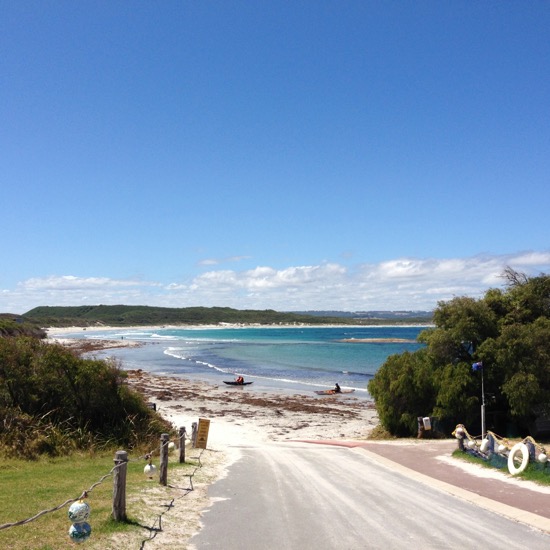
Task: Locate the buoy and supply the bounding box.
[497,444,507,453]
[538,453,548,464]
[467,439,476,449]
[68,500,91,523]
[144,463,157,478]
[69,522,92,543]
[508,443,529,475]
[168,441,176,451]
[480,438,489,452]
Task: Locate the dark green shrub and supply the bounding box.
[0,337,172,458]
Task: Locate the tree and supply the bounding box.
[368,350,435,436]
[368,270,550,437]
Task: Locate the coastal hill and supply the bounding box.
[22,305,433,328]
[292,310,433,321]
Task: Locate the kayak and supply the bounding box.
[314,389,355,395]
[223,381,254,386]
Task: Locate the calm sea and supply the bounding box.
[66,325,427,398]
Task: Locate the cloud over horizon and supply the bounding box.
[2,251,549,315]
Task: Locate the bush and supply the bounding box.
[0,337,172,458]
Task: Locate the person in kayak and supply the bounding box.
[235,376,245,385]
[334,383,341,393]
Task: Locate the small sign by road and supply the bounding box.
[196,418,210,449]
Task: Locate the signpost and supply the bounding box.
[195,418,210,449]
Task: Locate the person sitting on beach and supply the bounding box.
[334,383,341,393]
[235,376,244,385]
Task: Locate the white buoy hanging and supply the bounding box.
[68,500,91,523]
[144,463,157,478]
[68,497,92,543]
[538,453,548,463]
[168,441,176,452]
[143,452,158,479]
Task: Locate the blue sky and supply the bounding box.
[1,1,549,314]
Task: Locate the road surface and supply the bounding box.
[190,441,550,549]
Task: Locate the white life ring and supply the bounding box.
[508,443,529,475]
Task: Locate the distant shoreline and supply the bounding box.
[338,338,419,343]
[46,323,432,336]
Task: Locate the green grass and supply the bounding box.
[0,450,199,549]
[452,449,550,486]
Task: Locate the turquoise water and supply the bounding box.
[73,325,427,397]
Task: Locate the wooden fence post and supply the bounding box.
[159,433,169,486]
[112,450,128,521]
[191,422,197,448]
[179,427,186,463]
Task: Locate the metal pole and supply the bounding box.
[481,368,486,438]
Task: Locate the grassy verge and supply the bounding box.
[0,449,202,549]
[452,449,550,486]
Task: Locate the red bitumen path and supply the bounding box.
[298,438,550,533]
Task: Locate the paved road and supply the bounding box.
[190,441,550,550]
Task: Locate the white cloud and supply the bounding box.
[198,255,252,266]
[1,251,549,314]
[20,275,149,290]
[508,251,550,267]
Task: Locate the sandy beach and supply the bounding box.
[47,329,379,548]
[126,368,379,446]
[46,327,379,446]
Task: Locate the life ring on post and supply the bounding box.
[507,442,529,475]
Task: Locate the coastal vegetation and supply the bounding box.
[368,269,550,438]
[22,304,433,327]
[0,314,46,338]
[0,336,171,459]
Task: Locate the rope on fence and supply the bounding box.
[454,424,548,458]
[0,434,176,532]
[138,448,206,549]
[0,462,123,531]
[0,427,210,544]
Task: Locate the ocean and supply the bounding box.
[65,325,427,398]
